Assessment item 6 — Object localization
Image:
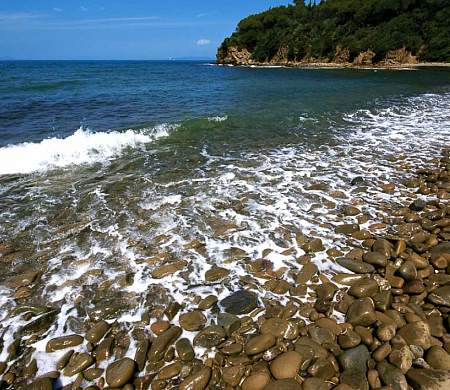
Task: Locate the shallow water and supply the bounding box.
[0,61,450,382]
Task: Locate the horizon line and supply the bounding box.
[0,58,216,61]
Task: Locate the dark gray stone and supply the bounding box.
[351,177,365,186]
[338,345,370,373]
[409,199,427,212]
[219,290,258,315]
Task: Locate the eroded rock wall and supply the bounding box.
[217,45,420,68]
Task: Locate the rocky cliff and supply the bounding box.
[217,46,419,67]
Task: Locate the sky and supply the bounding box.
[0,1,292,60]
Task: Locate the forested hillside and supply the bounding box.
[217,0,450,65]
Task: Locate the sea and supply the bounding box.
[0,60,449,381]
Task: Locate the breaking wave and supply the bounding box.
[0,124,176,175]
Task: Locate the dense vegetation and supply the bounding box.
[218,0,450,63]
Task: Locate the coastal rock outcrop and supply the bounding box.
[334,46,350,64]
[216,46,253,65]
[352,50,376,66]
[217,45,421,68]
[380,47,418,66]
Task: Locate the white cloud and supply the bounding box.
[0,14,226,31]
[0,12,42,22]
[196,38,210,46]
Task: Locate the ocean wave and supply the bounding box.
[0,124,175,175]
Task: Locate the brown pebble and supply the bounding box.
[105,357,136,387]
[373,343,392,362]
[241,371,271,390]
[151,320,170,335]
[179,367,211,390]
[270,351,303,379]
[245,334,276,355]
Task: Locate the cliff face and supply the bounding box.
[379,47,419,66]
[217,46,419,67]
[216,46,253,65]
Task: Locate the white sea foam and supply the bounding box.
[0,124,175,175]
[208,115,228,122]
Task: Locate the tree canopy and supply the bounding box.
[218,0,450,63]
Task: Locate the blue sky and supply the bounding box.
[0,1,292,60]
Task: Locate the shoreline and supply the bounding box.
[14,148,450,389]
[216,61,450,70]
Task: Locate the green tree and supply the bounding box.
[218,0,450,63]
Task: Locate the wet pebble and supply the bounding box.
[204,266,230,282]
[83,368,103,381]
[217,312,241,336]
[301,238,324,253]
[270,351,303,379]
[348,278,379,298]
[223,365,245,386]
[105,358,135,387]
[151,320,170,335]
[260,318,290,339]
[151,260,187,279]
[406,368,450,389]
[409,199,427,212]
[428,285,450,307]
[179,367,211,390]
[193,325,226,348]
[377,361,408,390]
[63,353,94,376]
[346,298,377,326]
[219,290,259,315]
[241,371,271,390]
[296,263,318,284]
[148,326,182,362]
[338,344,370,373]
[363,252,388,267]
[426,346,450,370]
[338,329,361,349]
[46,335,84,352]
[397,321,431,350]
[336,258,375,274]
[198,294,218,310]
[179,311,207,331]
[176,338,195,362]
[335,223,360,235]
[245,334,276,355]
[158,361,182,380]
[85,321,110,344]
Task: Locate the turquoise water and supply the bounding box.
[0,61,449,382]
